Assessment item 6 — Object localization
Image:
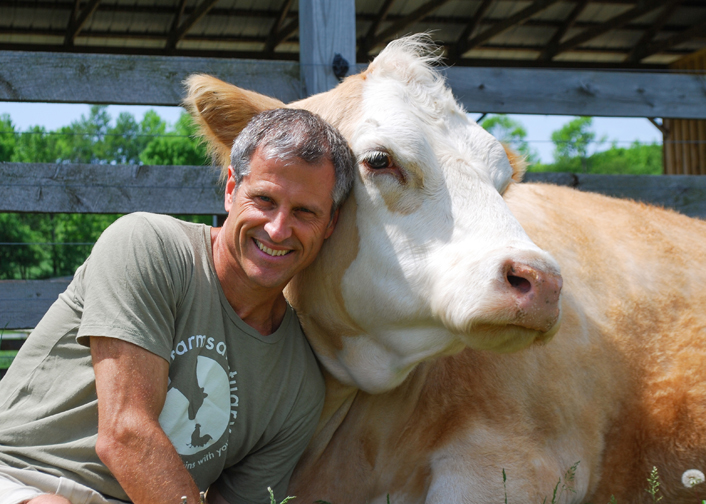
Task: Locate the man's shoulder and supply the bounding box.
[101,213,206,252]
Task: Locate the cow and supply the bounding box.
[184,35,706,504]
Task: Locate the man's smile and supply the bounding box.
[254,238,293,257]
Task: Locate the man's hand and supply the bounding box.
[91,336,204,504]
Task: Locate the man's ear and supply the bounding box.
[225,165,236,212]
[325,208,340,240]
[183,74,285,179]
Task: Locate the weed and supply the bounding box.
[503,468,508,504]
[268,487,295,504]
[645,466,662,503]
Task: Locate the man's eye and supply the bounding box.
[258,196,273,203]
[365,152,392,170]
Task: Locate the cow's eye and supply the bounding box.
[365,152,392,170]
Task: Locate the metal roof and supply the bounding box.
[1,0,704,69]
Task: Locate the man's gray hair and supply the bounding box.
[230,108,356,211]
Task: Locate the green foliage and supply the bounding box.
[140,112,208,166]
[550,116,600,172]
[0,107,211,280]
[267,486,296,504]
[0,114,17,160]
[480,114,540,165]
[646,466,663,503]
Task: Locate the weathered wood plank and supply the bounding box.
[3,169,706,330]
[0,163,225,214]
[0,278,72,329]
[444,67,706,119]
[2,50,706,119]
[523,172,706,218]
[299,0,356,96]
[0,51,302,105]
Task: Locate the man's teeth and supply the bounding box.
[255,239,291,257]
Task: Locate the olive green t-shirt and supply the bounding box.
[0,213,325,503]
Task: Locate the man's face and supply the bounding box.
[222,146,339,292]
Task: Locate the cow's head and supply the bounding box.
[185,35,562,394]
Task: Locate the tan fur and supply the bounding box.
[503,144,528,183]
[289,185,706,504]
[185,57,706,504]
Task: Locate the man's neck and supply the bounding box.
[211,227,288,336]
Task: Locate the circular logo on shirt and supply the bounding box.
[159,355,230,456]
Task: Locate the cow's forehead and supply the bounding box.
[354,69,513,194]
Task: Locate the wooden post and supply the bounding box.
[298,0,356,97]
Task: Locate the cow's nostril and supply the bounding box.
[507,274,532,294]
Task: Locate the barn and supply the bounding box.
[0,0,705,361]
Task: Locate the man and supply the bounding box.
[0,108,356,504]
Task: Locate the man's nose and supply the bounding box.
[264,210,293,242]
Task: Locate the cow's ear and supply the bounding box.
[183,74,286,177]
[503,144,528,187]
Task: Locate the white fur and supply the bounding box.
[323,34,561,392]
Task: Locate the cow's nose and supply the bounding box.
[503,260,562,332]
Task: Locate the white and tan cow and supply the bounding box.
[185,36,706,504]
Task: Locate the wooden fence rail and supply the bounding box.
[2,162,706,331]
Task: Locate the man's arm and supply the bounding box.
[91,336,204,504]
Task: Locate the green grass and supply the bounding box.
[0,350,18,370]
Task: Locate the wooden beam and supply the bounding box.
[0,278,73,330]
[165,0,221,50]
[3,170,706,330]
[624,0,683,62]
[170,0,189,35]
[450,0,495,62]
[538,0,589,61]
[443,66,706,119]
[0,163,224,215]
[460,0,564,55]
[0,51,303,104]
[522,173,706,219]
[64,0,101,47]
[549,0,668,58]
[299,0,356,96]
[358,0,397,61]
[268,19,299,50]
[264,0,295,53]
[629,17,706,62]
[369,0,452,50]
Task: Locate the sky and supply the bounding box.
[0,102,663,164]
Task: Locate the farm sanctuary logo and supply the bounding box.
[159,335,239,467]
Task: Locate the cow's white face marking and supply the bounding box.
[316,40,562,393]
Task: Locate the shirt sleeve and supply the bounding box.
[76,213,188,361]
[212,378,325,504]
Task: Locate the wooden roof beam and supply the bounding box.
[64,0,101,47]
[624,0,683,62]
[170,0,188,35]
[629,17,706,61]
[368,0,452,52]
[358,0,397,61]
[547,0,669,59]
[460,0,563,55]
[449,0,495,62]
[264,0,294,53]
[538,0,589,61]
[165,0,221,50]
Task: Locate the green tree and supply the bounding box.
[480,115,540,165]
[0,108,212,279]
[584,141,662,175]
[140,112,208,166]
[550,116,600,173]
[0,214,50,279]
[0,114,16,161]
